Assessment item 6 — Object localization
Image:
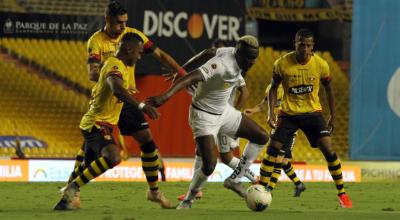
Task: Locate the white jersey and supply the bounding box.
[193,47,244,114]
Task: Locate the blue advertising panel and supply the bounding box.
[350,0,400,160]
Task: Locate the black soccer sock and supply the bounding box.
[68,147,85,183]
[325,153,345,195]
[140,141,160,191]
[259,146,279,187]
[283,162,302,186]
[73,157,113,187]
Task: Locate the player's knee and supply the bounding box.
[108,155,121,167]
[282,158,290,165]
[220,153,232,165]
[254,129,268,145]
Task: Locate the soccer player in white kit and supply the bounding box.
[147,35,268,209]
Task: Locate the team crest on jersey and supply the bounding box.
[112,66,119,70]
[211,63,217,69]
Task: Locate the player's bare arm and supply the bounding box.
[268,75,282,128]
[163,48,217,81]
[244,91,269,116]
[234,86,249,110]
[88,63,101,82]
[322,78,336,133]
[106,75,160,120]
[147,70,204,107]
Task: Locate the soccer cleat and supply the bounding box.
[223,178,247,198]
[146,190,173,209]
[294,183,306,197]
[59,185,81,208]
[176,200,192,210]
[338,193,353,208]
[177,191,203,201]
[53,199,76,211]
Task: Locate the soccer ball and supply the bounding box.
[245,184,272,211]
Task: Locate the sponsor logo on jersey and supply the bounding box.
[289,85,313,94]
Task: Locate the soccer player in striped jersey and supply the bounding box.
[244,83,306,197]
[259,28,352,208]
[65,1,184,209]
[54,33,161,210]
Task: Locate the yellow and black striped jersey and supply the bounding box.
[273,51,330,115]
[80,57,130,131]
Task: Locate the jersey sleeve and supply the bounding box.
[320,60,331,82]
[87,36,101,64]
[103,58,124,80]
[198,56,226,82]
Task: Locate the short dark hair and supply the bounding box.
[120,32,144,45]
[105,1,127,17]
[295,28,314,39]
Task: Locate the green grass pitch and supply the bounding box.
[0,182,399,220]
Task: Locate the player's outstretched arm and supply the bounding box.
[147,70,204,107]
[106,75,160,120]
[163,48,217,82]
[153,48,187,80]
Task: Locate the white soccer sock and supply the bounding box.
[194,155,203,171]
[227,157,257,183]
[184,168,208,201]
[229,142,264,183]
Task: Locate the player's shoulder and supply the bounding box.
[279,51,295,62]
[216,47,235,56]
[104,56,123,68]
[312,53,328,66]
[88,29,105,42]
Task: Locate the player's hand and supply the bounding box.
[162,72,178,82]
[267,113,277,129]
[244,108,256,116]
[146,94,169,108]
[142,105,160,120]
[327,115,335,133]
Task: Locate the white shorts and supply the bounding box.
[189,104,242,142]
[217,133,239,153]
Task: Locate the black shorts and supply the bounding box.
[271,112,330,148]
[81,125,115,162]
[118,103,149,135]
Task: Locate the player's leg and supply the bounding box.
[218,135,257,183]
[177,135,217,209]
[281,155,306,197]
[301,113,352,208]
[177,148,203,201]
[118,106,171,208]
[157,151,166,182]
[67,142,85,183]
[177,106,220,209]
[222,109,268,197]
[259,116,297,191]
[54,126,121,210]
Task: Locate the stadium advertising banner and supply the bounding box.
[0,160,29,181]
[0,159,361,182]
[350,0,400,160]
[0,12,102,40]
[125,0,245,74]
